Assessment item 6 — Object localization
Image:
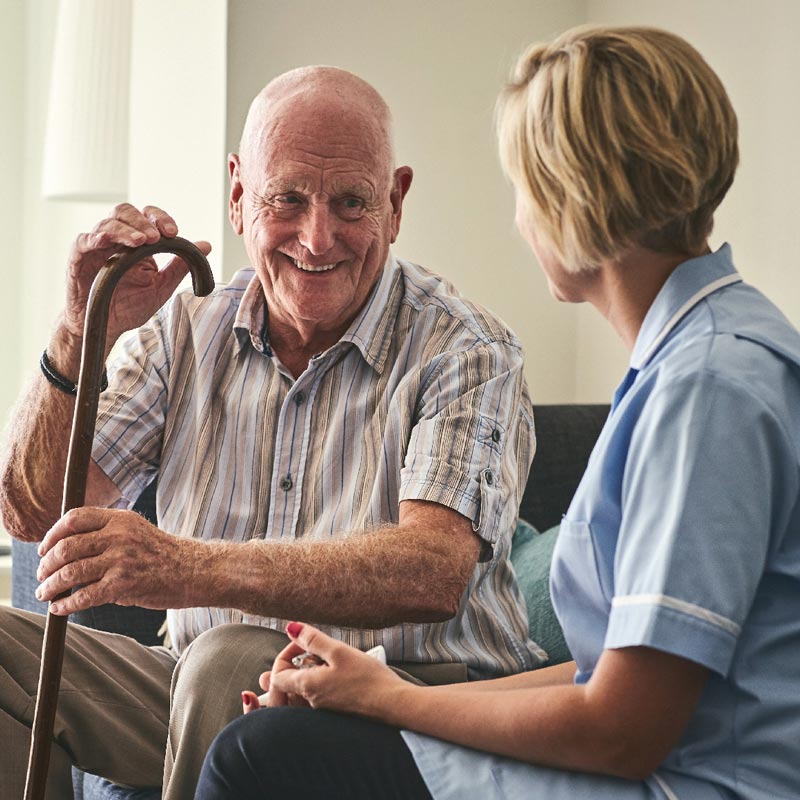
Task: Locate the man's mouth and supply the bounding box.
[289,257,338,273]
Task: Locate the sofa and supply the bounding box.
[11,403,610,799]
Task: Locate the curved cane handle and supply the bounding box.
[25,237,214,800]
[65,237,214,514]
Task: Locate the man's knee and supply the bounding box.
[170,624,287,712]
[172,624,246,698]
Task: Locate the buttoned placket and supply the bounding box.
[263,358,320,540]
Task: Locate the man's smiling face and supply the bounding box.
[229,77,411,347]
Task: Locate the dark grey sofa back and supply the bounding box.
[520,404,609,531]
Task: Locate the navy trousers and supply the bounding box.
[195,706,433,800]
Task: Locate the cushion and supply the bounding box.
[511,518,571,666]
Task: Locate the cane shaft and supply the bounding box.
[25,238,213,800]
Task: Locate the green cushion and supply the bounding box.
[511,518,571,665]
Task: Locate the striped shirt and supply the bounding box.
[94,255,544,677]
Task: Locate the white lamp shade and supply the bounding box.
[42,0,132,202]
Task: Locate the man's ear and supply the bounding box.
[228,154,244,235]
[389,166,413,244]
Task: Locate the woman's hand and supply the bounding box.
[252,622,408,719]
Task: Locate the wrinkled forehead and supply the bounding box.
[242,88,393,187]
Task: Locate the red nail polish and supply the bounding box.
[242,692,251,707]
[286,621,303,638]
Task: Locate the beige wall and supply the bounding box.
[0,0,24,428]
[128,0,228,278]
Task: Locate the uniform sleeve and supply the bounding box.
[605,369,796,676]
[398,340,534,546]
[91,307,171,506]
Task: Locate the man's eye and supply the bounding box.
[336,197,366,218]
[274,195,303,207]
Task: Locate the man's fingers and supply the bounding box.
[39,507,112,557]
[152,255,191,302]
[37,527,107,581]
[112,203,161,240]
[156,240,213,289]
[48,580,107,616]
[74,221,151,256]
[141,205,178,237]
[36,555,106,602]
[74,204,181,260]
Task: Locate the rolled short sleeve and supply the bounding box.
[606,370,795,676]
[92,310,170,505]
[398,340,533,545]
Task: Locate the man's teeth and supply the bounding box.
[291,258,337,272]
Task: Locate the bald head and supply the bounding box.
[239,66,395,180]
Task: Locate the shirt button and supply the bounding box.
[280,475,293,491]
[294,391,306,405]
[491,428,501,443]
[483,469,494,486]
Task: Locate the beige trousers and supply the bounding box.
[0,607,290,800]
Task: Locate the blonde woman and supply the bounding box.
[196,26,800,800]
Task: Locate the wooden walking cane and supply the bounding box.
[24,237,214,800]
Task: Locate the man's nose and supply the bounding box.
[297,203,336,256]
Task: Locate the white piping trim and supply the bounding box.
[635,273,741,367]
[612,594,741,636]
[653,772,681,800]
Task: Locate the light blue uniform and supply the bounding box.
[402,245,800,799]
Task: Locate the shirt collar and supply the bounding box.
[630,243,742,370]
[231,255,402,373]
[336,254,402,373]
[232,273,269,355]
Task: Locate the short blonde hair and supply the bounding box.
[497,26,739,270]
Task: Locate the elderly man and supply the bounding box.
[0,67,539,798]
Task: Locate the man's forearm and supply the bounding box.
[0,328,110,541]
[1,385,77,541]
[191,526,475,628]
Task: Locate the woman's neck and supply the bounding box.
[586,246,706,352]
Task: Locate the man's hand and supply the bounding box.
[63,203,211,349]
[35,507,201,614]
